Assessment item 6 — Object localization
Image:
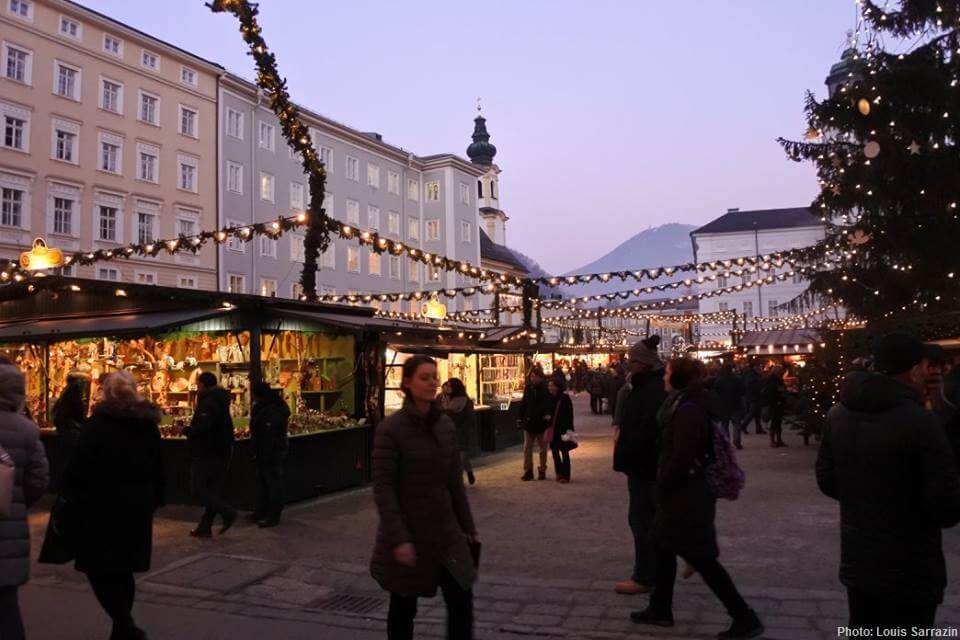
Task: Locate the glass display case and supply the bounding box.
[479,353,525,406]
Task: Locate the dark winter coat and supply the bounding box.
[816,371,960,606]
[440,396,477,453]
[548,392,574,448]
[370,400,478,597]
[250,398,290,464]
[184,386,235,458]
[62,400,164,574]
[521,381,554,435]
[653,385,718,560]
[588,374,605,397]
[613,369,667,480]
[743,369,763,403]
[0,365,49,587]
[605,374,626,414]
[761,375,786,414]
[713,372,746,420]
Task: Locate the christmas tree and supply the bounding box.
[779,0,960,322]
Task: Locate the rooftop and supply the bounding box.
[479,230,528,274]
[690,207,821,236]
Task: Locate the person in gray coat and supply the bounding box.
[0,363,50,640]
[370,355,479,640]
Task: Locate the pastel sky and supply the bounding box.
[82,0,857,274]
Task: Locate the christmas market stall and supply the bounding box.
[0,277,381,507]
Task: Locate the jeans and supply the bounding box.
[388,569,473,640]
[649,543,751,620]
[87,571,136,634]
[0,586,24,640]
[627,476,657,585]
[190,455,237,532]
[522,432,548,474]
[847,588,936,630]
[255,457,285,521]
[551,444,571,480]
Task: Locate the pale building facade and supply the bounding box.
[0,0,222,288]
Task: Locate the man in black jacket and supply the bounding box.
[183,372,237,537]
[613,336,666,595]
[817,333,960,631]
[520,366,554,481]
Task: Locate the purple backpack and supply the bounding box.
[703,420,745,501]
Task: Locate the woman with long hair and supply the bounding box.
[631,358,763,639]
[546,376,574,483]
[440,377,477,485]
[63,371,164,640]
[52,374,88,467]
[370,355,479,640]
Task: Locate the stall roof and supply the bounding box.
[0,308,230,341]
[739,329,821,348]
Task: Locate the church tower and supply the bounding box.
[467,107,508,245]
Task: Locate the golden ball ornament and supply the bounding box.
[858,98,871,116]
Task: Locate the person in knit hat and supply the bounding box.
[612,335,667,595]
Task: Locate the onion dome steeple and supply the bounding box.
[467,101,497,166]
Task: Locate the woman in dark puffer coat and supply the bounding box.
[0,363,49,640]
[371,355,479,640]
[631,358,763,640]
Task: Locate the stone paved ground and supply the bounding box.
[21,394,960,639]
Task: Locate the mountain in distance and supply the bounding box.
[511,249,550,280]
[555,223,698,300]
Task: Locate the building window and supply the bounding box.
[1,187,22,227]
[226,218,244,253]
[100,78,122,113]
[289,182,304,209]
[260,278,277,297]
[58,16,81,40]
[459,182,470,205]
[346,156,359,181]
[103,34,122,56]
[179,106,198,137]
[768,300,779,318]
[346,199,360,225]
[178,156,198,192]
[368,206,380,232]
[259,172,274,202]
[742,301,753,319]
[54,62,80,100]
[387,211,400,235]
[427,268,440,283]
[4,45,30,84]
[99,137,120,174]
[137,212,156,245]
[388,171,400,195]
[321,244,335,269]
[134,272,156,285]
[139,92,159,125]
[319,145,332,169]
[478,181,483,198]
[260,235,277,258]
[180,66,197,87]
[97,267,119,281]
[177,216,197,239]
[389,256,400,280]
[347,246,360,273]
[368,251,381,276]
[258,121,275,151]
[141,50,159,71]
[8,0,32,20]
[53,123,77,163]
[291,283,304,300]
[2,113,27,151]
[227,162,243,193]
[228,274,245,294]
[137,144,158,183]
[717,276,728,288]
[460,221,471,243]
[367,163,380,188]
[407,217,419,241]
[179,276,197,289]
[425,219,440,241]
[290,234,305,263]
[407,179,419,201]
[490,182,496,198]
[226,108,243,139]
[53,197,73,235]
[718,302,729,312]
[425,181,440,202]
[407,261,419,283]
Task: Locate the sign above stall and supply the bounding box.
[422,297,448,321]
[20,238,64,271]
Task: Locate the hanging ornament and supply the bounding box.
[863,140,881,159]
[805,127,820,140]
[847,230,872,246]
[858,98,871,116]
[907,140,921,155]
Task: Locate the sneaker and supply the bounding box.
[630,608,674,627]
[717,610,764,639]
[614,580,652,595]
[521,471,534,481]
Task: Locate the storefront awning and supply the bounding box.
[0,308,230,341]
[739,329,820,355]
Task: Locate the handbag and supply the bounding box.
[38,494,78,565]
[0,445,13,519]
[542,401,560,444]
[560,430,579,451]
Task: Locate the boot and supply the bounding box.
[717,609,763,639]
[537,467,547,481]
[521,471,534,481]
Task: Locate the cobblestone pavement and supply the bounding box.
[23,394,960,639]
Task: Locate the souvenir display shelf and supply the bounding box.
[383,349,480,414]
[479,353,525,406]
